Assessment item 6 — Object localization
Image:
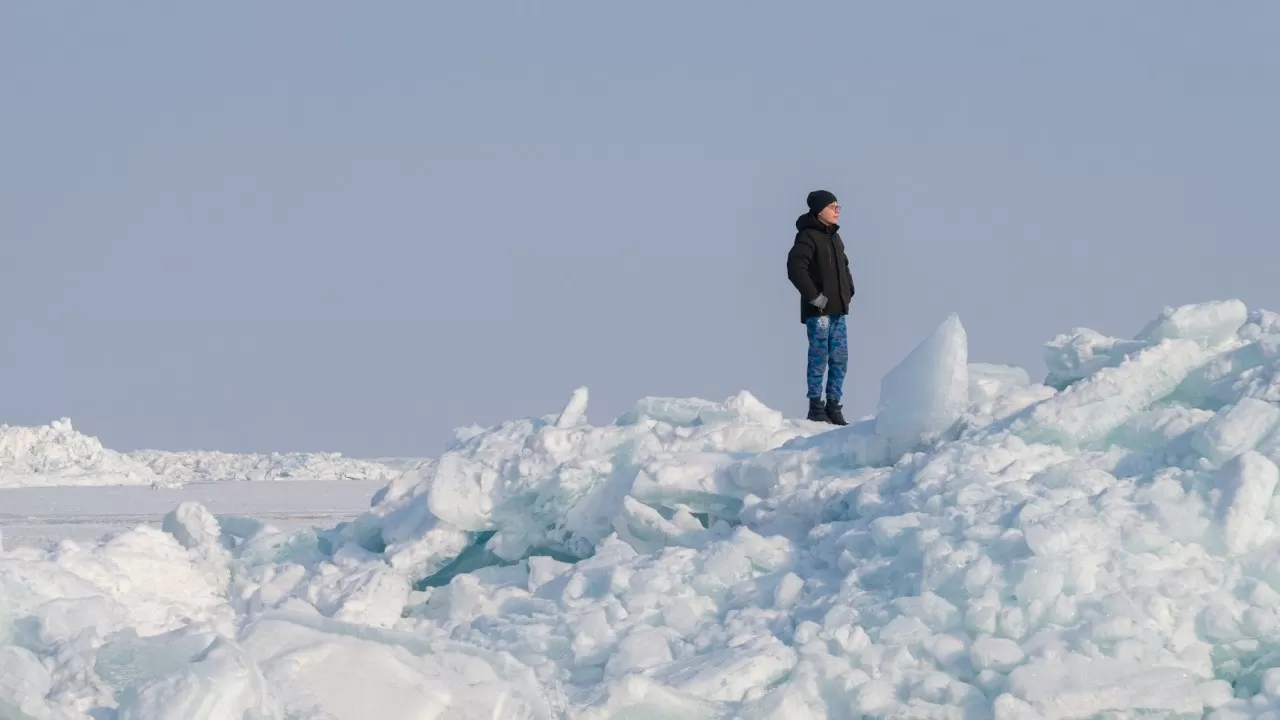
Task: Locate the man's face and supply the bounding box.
[819,202,840,225]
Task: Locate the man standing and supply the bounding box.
[786,190,855,425]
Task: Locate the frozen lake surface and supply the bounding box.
[0,480,377,549]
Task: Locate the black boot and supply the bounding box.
[806,397,827,422]
[825,399,848,426]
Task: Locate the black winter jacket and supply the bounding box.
[786,213,855,322]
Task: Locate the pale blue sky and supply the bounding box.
[3,2,1277,457]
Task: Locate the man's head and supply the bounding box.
[806,190,840,225]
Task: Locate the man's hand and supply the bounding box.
[810,294,828,310]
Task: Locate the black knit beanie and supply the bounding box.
[806,190,838,215]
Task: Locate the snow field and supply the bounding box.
[6,299,1280,717]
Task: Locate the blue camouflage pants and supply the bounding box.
[806,315,847,402]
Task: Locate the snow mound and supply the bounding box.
[0,419,163,488]
[10,299,1280,718]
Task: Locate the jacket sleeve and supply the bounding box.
[786,236,822,302]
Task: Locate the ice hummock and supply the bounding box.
[9,299,1280,717]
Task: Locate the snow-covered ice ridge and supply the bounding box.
[7,299,1280,718]
[0,420,413,487]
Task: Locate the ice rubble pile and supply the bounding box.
[0,419,161,488]
[0,419,413,488]
[7,299,1280,718]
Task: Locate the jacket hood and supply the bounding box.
[796,212,838,233]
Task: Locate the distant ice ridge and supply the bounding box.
[130,449,415,485]
[9,299,1280,718]
[0,420,418,488]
